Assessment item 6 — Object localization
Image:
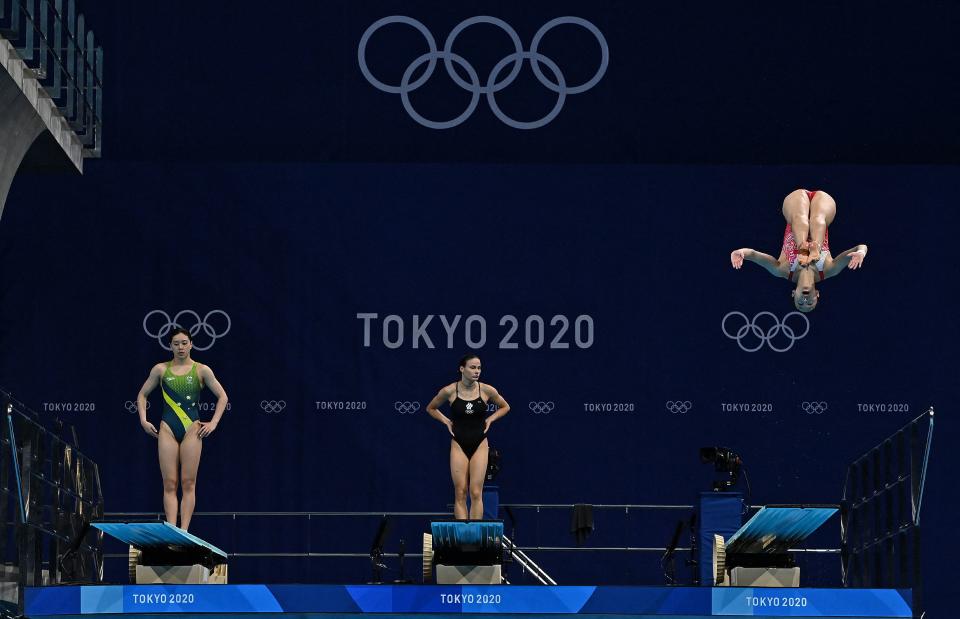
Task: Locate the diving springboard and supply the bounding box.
[725,505,838,555]
[93,521,227,562]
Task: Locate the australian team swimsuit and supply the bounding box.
[160,362,203,442]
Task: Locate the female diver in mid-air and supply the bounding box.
[136,327,229,531]
[426,353,510,520]
[730,189,868,312]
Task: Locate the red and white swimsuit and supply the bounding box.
[783,190,830,281]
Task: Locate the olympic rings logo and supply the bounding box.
[665,400,692,414]
[801,401,828,415]
[721,311,811,353]
[143,310,232,351]
[394,401,421,415]
[124,400,149,414]
[528,401,555,415]
[358,15,608,129]
[260,400,286,414]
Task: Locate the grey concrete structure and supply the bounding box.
[1,35,84,222]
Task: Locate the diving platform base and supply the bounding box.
[26,584,914,618]
[92,522,229,584]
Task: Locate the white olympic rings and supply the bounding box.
[666,401,692,414]
[528,401,555,414]
[394,401,421,415]
[358,15,608,129]
[260,400,286,414]
[143,310,232,351]
[721,311,811,353]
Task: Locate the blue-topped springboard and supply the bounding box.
[93,521,227,560]
[430,521,503,549]
[725,505,837,554]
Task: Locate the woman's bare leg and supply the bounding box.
[809,191,837,249]
[781,189,811,246]
[467,439,489,520]
[178,423,203,531]
[450,440,470,520]
[157,423,180,526]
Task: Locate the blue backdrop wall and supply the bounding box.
[0,163,953,591]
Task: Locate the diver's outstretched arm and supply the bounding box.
[824,244,868,279]
[731,248,786,278]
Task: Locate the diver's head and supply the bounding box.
[791,266,820,312]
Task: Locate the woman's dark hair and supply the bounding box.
[168,327,192,343]
[458,353,480,369]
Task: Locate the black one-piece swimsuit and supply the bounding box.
[450,383,487,459]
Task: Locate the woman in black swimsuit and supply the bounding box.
[426,354,510,520]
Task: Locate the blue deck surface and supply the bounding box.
[25,584,912,618]
[726,508,838,555]
[91,522,227,560]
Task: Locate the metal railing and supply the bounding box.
[1,387,104,614]
[841,408,933,617]
[0,0,103,156]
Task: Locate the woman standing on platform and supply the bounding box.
[426,354,510,520]
[730,189,868,312]
[136,327,229,531]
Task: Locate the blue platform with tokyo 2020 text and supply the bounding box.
[25,584,912,618]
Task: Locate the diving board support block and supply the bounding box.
[92,522,227,584]
[435,564,501,584]
[135,564,227,585]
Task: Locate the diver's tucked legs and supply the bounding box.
[782,189,811,247]
[809,191,837,249]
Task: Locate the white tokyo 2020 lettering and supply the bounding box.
[721,403,774,413]
[440,593,502,605]
[744,596,807,608]
[42,402,95,412]
[357,313,594,350]
[858,403,910,413]
[315,401,368,411]
[583,403,635,412]
[130,593,195,605]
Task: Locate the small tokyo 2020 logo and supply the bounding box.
[722,311,810,352]
[358,16,608,130]
[394,401,421,415]
[143,310,231,351]
[801,401,828,415]
[260,400,286,414]
[528,401,555,415]
[665,400,692,414]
